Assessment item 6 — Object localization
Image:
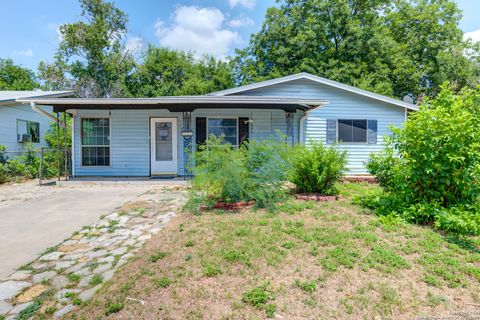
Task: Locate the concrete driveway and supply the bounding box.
[0,181,157,279]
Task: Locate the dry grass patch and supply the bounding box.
[67,183,480,319]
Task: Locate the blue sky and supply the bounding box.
[0,0,479,71]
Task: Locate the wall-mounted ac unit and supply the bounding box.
[17,134,32,143]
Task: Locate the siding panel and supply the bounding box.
[231,79,406,174]
[0,104,53,152]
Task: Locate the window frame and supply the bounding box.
[206,117,240,147]
[336,119,369,144]
[16,119,40,143]
[80,116,112,168]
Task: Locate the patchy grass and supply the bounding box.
[68,182,480,319]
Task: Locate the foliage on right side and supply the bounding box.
[357,84,480,235]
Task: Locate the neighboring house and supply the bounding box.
[18,73,417,177]
[0,91,73,152]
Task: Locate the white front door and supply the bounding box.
[150,118,178,175]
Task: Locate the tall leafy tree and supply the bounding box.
[39,0,133,97]
[234,0,480,100]
[124,46,234,97]
[0,58,38,90]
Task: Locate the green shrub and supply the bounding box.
[363,85,480,235]
[289,141,347,195]
[0,145,7,164]
[187,134,293,211]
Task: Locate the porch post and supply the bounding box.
[56,112,60,181]
[182,112,193,177]
[286,112,294,146]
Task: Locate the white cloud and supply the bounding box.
[155,6,241,60]
[228,16,255,28]
[464,29,480,43]
[14,49,34,57]
[124,36,144,54]
[228,0,256,8]
[47,23,63,42]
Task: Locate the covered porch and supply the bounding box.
[18,96,328,177]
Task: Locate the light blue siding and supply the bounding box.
[230,79,406,174]
[73,108,294,177]
[0,104,53,152]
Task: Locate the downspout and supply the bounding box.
[30,101,59,123]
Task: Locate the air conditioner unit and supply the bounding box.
[17,134,32,143]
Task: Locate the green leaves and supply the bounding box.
[0,58,38,90]
[234,0,479,101]
[123,46,234,97]
[289,141,347,195]
[366,85,480,235]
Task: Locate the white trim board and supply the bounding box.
[209,73,419,111]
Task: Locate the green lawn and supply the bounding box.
[63,183,480,320]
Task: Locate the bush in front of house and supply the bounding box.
[186,134,294,212]
[363,84,480,235]
[289,141,347,195]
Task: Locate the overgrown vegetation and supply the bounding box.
[0,117,71,184]
[360,85,480,235]
[186,134,293,211]
[186,135,346,212]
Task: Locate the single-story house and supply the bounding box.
[0,90,73,152]
[18,73,418,177]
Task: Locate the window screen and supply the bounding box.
[337,119,368,143]
[17,120,40,143]
[208,118,238,146]
[81,118,110,166]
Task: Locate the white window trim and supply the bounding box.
[206,117,240,147]
[336,119,369,144]
[16,119,41,143]
[80,116,112,168]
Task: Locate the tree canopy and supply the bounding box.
[39,0,134,97]
[234,0,480,101]
[123,46,235,97]
[0,58,38,90]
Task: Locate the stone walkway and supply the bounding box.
[0,186,187,319]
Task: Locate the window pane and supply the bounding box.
[208,118,238,146]
[338,119,353,143]
[81,118,110,146]
[82,147,110,166]
[352,120,367,142]
[155,122,173,161]
[81,118,110,166]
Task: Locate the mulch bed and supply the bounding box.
[295,194,338,202]
[200,200,256,211]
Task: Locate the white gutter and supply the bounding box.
[30,101,66,127]
[31,101,58,123]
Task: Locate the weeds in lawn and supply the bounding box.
[90,274,103,286]
[104,301,124,315]
[202,263,222,277]
[17,300,41,320]
[185,239,195,247]
[153,276,171,288]
[148,251,168,262]
[65,183,480,319]
[67,273,80,283]
[294,279,317,293]
[242,285,276,318]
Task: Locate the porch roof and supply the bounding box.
[16,95,328,113]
